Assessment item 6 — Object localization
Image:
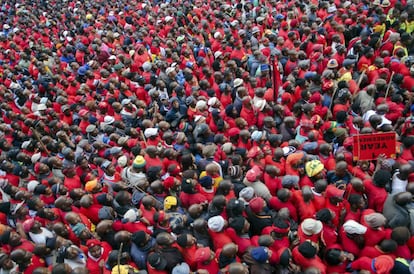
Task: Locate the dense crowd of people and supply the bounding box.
[1,0,414,273]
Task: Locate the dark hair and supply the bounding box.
[325,248,342,265]
[379,239,398,253]
[348,194,363,206]
[391,226,411,245]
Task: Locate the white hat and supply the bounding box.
[117,155,128,167]
[213,32,221,39]
[40,97,48,104]
[121,98,131,106]
[108,55,116,60]
[21,140,31,150]
[123,209,139,223]
[234,78,244,88]
[252,27,260,34]
[27,180,40,193]
[166,67,175,75]
[195,100,207,110]
[144,127,158,138]
[254,99,266,111]
[194,115,206,123]
[142,62,152,72]
[301,218,323,236]
[327,6,337,13]
[256,16,265,22]
[208,97,218,106]
[208,215,225,232]
[214,51,223,59]
[230,20,239,27]
[37,104,47,111]
[103,115,115,125]
[31,152,41,164]
[343,220,367,234]
[3,24,10,30]
[165,16,173,22]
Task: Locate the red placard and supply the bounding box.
[352,132,396,161]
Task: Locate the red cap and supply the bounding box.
[195,247,211,262]
[309,93,322,104]
[326,185,345,198]
[86,239,101,249]
[247,146,262,158]
[22,218,35,233]
[228,128,241,137]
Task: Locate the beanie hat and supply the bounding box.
[163,177,175,190]
[245,167,260,182]
[364,213,387,228]
[133,155,146,168]
[71,223,87,237]
[172,263,191,274]
[228,165,241,178]
[199,176,213,188]
[251,247,269,263]
[208,216,225,232]
[374,255,395,274]
[282,175,300,187]
[249,197,265,214]
[239,187,255,201]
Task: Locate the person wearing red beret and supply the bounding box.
[324,185,346,227]
[86,238,112,274]
[195,246,219,274]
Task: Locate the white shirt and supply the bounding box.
[391,172,408,195]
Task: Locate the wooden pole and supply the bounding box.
[30,127,51,156]
[384,71,395,100]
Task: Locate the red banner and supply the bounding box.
[352,132,396,161]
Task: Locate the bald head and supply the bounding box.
[399,164,412,180]
[228,262,249,274]
[114,230,131,244]
[221,243,238,257]
[395,192,413,206]
[314,179,328,193]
